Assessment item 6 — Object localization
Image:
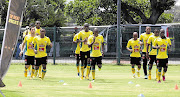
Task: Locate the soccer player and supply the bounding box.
[35,21,42,78]
[152,29,171,83]
[127,32,141,78]
[140,26,153,79]
[146,29,160,80]
[77,23,93,80]
[88,28,104,82]
[73,29,81,77]
[33,29,52,80]
[22,23,35,38]
[19,27,36,78]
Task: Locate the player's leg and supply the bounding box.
[157,59,162,83]
[84,58,87,69]
[24,56,30,77]
[86,51,91,80]
[41,57,47,80]
[142,52,148,79]
[80,51,85,80]
[162,59,168,81]
[97,56,102,71]
[155,57,158,80]
[148,55,155,80]
[130,57,136,78]
[91,57,96,82]
[34,58,40,77]
[136,57,141,77]
[75,54,80,77]
[38,65,42,78]
[30,56,35,78]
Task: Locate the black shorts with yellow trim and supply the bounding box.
[91,56,102,65]
[35,56,47,66]
[130,57,141,65]
[149,55,157,64]
[25,55,35,65]
[157,59,168,68]
[80,51,90,60]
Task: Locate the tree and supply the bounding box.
[65,0,175,25]
[0,0,8,26]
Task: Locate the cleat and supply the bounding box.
[148,75,151,80]
[24,71,27,77]
[132,74,136,78]
[162,76,165,81]
[92,80,95,82]
[137,72,140,77]
[144,75,148,79]
[98,68,101,71]
[86,76,89,80]
[158,80,161,83]
[80,76,83,80]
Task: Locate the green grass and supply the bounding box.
[1,63,180,97]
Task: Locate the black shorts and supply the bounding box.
[157,59,168,68]
[91,56,102,65]
[149,55,157,64]
[130,57,141,65]
[25,56,35,65]
[35,56,47,66]
[75,54,80,60]
[80,51,90,60]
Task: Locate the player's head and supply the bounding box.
[145,26,151,34]
[29,23,35,28]
[40,29,46,37]
[154,29,160,36]
[93,28,99,36]
[160,29,165,38]
[74,27,78,34]
[30,27,35,35]
[83,23,89,32]
[35,21,41,28]
[133,32,138,40]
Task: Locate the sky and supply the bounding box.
[66,0,180,6]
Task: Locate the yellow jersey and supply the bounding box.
[126,38,141,57]
[153,37,171,59]
[23,35,35,56]
[33,36,51,58]
[73,33,81,54]
[147,35,160,55]
[23,29,31,38]
[167,37,171,46]
[140,32,154,52]
[77,30,93,52]
[88,35,104,57]
[35,27,41,35]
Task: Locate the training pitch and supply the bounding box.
[1,63,180,97]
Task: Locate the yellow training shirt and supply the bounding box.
[147,35,160,55]
[140,32,154,52]
[23,29,31,38]
[88,35,104,57]
[73,33,81,54]
[33,36,51,58]
[126,38,141,57]
[153,38,171,59]
[77,30,93,52]
[23,35,35,56]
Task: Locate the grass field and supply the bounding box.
[1,63,180,97]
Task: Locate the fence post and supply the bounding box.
[53,26,56,64]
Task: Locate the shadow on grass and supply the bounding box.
[95,79,114,83]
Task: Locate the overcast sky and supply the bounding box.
[66,0,180,6]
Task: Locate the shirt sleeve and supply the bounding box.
[153,39,157,46]
[77,32,81,39]
[87,36,92,44]
[168,38,171,45]
[47,37,51,45]
[101,36,104,43]
[139,34,143,41]
[147,36,152,44]
[23,36,27,44]
[73,34,77,42]
[126,40,131,48]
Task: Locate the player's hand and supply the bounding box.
[140,42,144,45]
[83,38,87,42]
[34,50,37,54]
[102,51,104,57]
[129,49,133,52]
[93,36,96,42]
[146,53,149,59]
[156,46,160,49]
[19,51,23,57]
[168,49,171,53]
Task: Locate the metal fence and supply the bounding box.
[0,24,180,61]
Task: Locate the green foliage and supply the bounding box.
[157,13,174,23]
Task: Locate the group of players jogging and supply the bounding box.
[126,26,171,83]
[19,21,52,80]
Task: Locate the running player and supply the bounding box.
[19,27,36,78]
[77,23,93,80]
[33,29,52,80]
[73,29,81,77]
[152,29,171,83]
[127,32,141,78]
[140,26,153,79]
[88,28,104,82]
[146,29,160,80]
